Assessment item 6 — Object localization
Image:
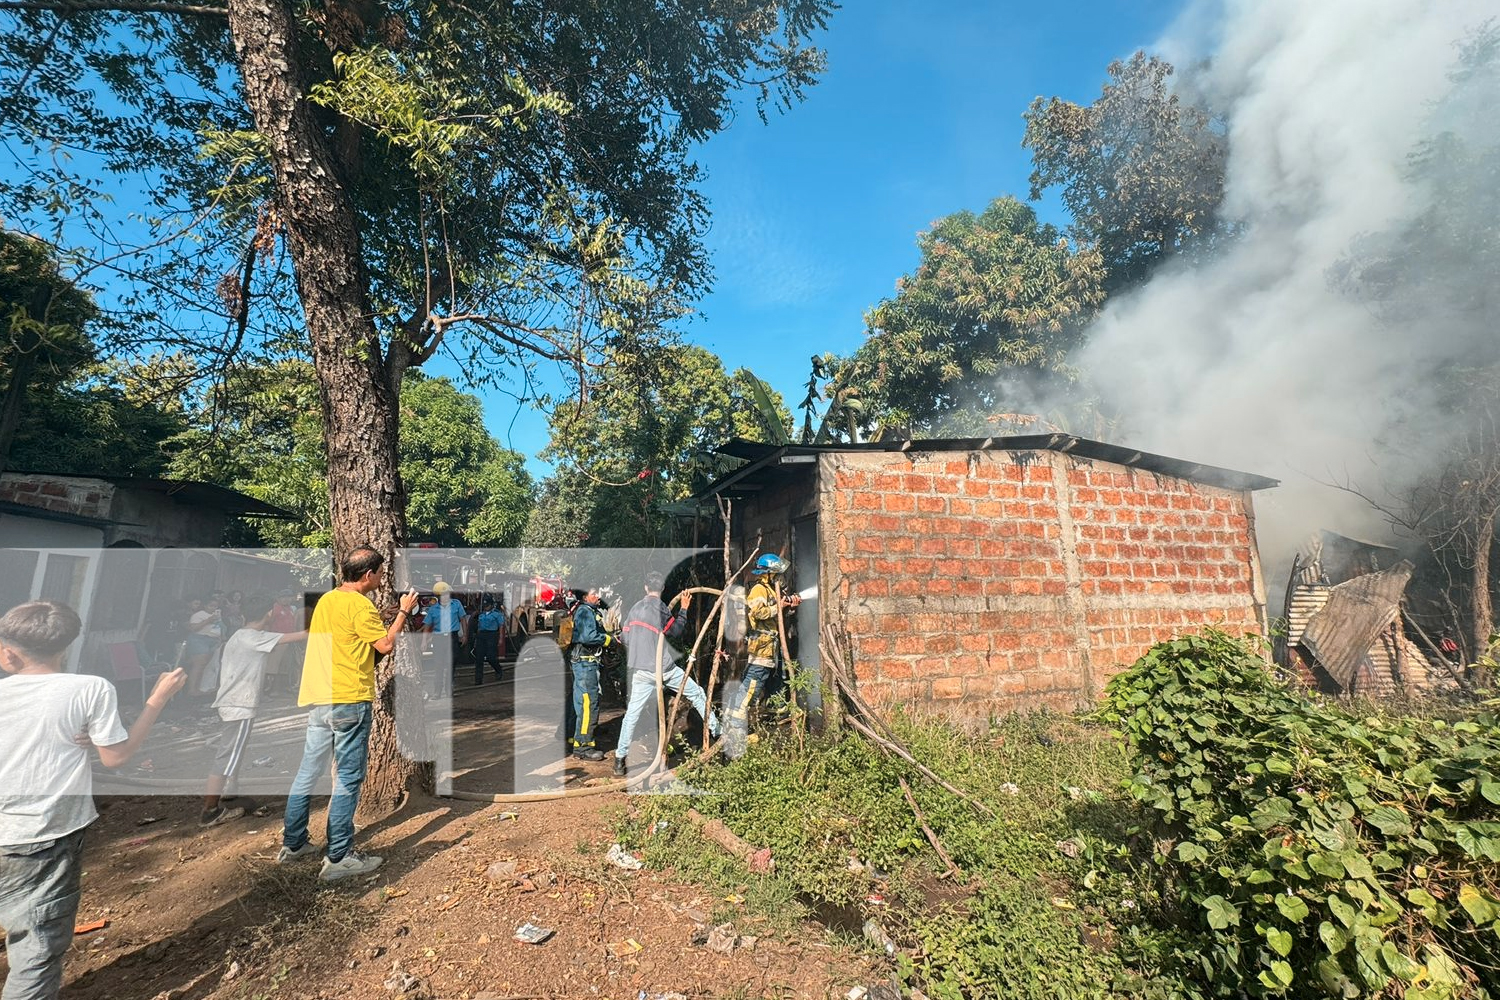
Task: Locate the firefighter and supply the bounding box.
[725,554,799,758]
[569,588,612,761]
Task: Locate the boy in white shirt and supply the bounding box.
[199,592,309,828]
[0,600,185,1000]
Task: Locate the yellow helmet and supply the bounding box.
[433,581,452,595]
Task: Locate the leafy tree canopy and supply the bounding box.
[169,364,534,548]
[1,231,188,476]
[826,197,1104,440]
[540,343,791,547]
[0,0,834,394]
[1024,51,1229,290]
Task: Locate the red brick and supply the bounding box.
[869,513,903,532]
[903,474,933,493]
[927,634,958,654]
[884,494,916,513]
[894,634,925,656]
[852,492,881,511]
[917,495,946,514]
[931,676,964,700]
[880,659,916,680]
[836,470,870,489]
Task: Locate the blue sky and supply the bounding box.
[478,0,1187,469]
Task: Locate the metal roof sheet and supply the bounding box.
[697,434,1279,499]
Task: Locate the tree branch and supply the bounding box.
[0,0,227,15]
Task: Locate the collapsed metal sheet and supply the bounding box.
[1297,561,1414,691]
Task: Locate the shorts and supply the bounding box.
[213,718,256,779]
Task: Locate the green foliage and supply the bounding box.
[834,197,1105,439]
[1101,631,1500,999]
[1024,52,1230,291]
[619,711,1146,999]
[170,365,533,547]
[1,233,187,476]
[6,374,188,477]
[540,344,791,547]
[0,231,96,386]
[0,0,835,413]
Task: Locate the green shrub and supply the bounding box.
[1101,631,1500,999]
[618,712,1143,999]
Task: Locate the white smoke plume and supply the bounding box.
[1073,0,1498,584]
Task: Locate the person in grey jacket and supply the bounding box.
[613,571,719,777]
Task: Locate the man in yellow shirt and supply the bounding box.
[279,545,418,881]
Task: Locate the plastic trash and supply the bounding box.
[513,921,554,945]
[605,843,643,870]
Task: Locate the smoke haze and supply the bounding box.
[1071,0,1498,583]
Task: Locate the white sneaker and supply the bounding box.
[277,841,320,863]
[319,850,383,882]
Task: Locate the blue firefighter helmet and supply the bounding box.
[752,554,789,576]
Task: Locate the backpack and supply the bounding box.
[555,612,574,648]
[603,602,623,636]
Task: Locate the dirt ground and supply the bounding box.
[3,652,882,1000]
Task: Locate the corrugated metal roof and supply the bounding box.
[1297,562,1413,691]
[1286,585,1331,649]
[698,434,1279,500]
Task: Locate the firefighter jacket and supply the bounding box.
[571,602,608,658]
[622,594,686,674]
[746,580,782,665]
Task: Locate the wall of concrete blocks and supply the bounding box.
[818,448,1268,720]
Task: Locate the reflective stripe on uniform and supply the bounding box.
[731,677,758,721]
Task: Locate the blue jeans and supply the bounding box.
[725,663,781,758]
[571,657,602,748]
[0,828,86,1000]
[616,665,719,760]
[282,702,372,863]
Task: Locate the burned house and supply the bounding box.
[1279,530,1458,697]
[696,435,1277,721]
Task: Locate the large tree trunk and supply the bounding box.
[226,0,430,817]
[1473,513,1495,686]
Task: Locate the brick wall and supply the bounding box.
[0,474,113,519]
[819,449,1266,721]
